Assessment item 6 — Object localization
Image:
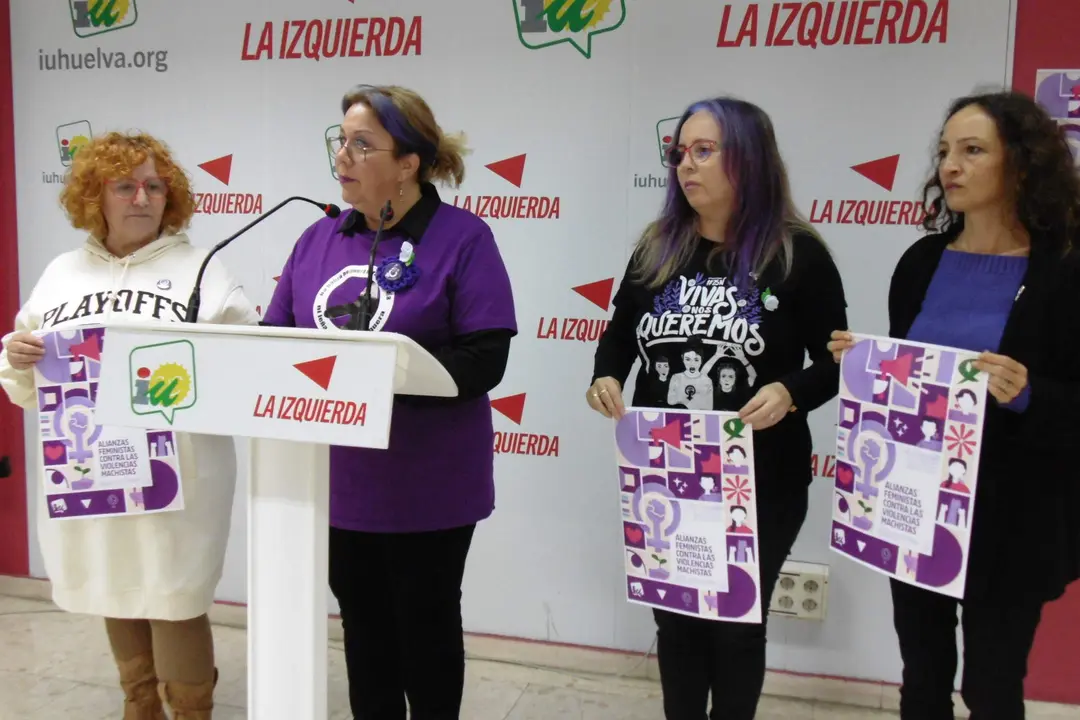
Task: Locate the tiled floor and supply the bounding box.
[0,593,901,719]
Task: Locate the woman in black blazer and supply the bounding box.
[830,91,1080,720]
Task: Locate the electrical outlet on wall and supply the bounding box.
[769,560,829,620]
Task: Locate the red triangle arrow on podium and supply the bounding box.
[198,154,233,185]
[851,154,900,191]
[491,393,526,425]
[294,356,337,390]
[485,154,526,188]
[572,278,615,311]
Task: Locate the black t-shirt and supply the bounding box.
[592,231,848,488]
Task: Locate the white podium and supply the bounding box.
[94,322,457,720]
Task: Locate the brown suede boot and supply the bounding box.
[116,654,166,720]
[159,667,218,720]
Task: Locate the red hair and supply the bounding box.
[59,132,195,239]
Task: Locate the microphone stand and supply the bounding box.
[349,200,394,332]
[184,196,339,323]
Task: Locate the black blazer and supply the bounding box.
[889,229,1080,603]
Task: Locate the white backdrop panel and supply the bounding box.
[10,0,1012,683]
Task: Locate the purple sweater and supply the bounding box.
[906,249,1030,412]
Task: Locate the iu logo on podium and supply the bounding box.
[128,339,198,425]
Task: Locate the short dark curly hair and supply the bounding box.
[920,90,1080,251]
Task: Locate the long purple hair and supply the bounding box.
[631,97,817,289]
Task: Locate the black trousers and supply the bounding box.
[653,486,808,720]
[891,579,1045,720]
[328,523,477,720]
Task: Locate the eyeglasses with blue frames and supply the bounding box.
[328,134,394,162]
[663,140,720,169]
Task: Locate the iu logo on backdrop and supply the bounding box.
[193,154,265,215]
[536,278,613,342]
[513,0,627,59]
[55,120,93,167]
[325,125,343,180]
[451,154,561,220]
[808,154,926,227]
[70,0,138,38]
[629,114,681,190]
[490,393,560,458]
[1033,70,1080,165]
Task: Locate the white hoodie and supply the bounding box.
[0,232,257,620]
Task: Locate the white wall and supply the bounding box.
[11,0,1013,685]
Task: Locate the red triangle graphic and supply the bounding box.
[273,275,281,283]
[572,278,615,311]
[198,154,233,186]
[491,393,526,425]
[650,420,683,450]
[879,353,913,386]
[294,355,337,390]
[70,334,101,362]
[485,154,526,188]
[926,393,947,420]
[701,449,722,475]
[851,154,899,191]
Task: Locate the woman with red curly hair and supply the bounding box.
[0,132,257,719]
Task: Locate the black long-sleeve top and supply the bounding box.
[592,232,848,492]
[889,231,1080,603]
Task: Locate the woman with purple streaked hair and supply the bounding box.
[587,97,848,719]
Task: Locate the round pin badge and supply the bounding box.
[375,255,419,293]
[157,279,172,290]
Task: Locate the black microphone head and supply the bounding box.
[381,200,394,222]
[324,203,341,218]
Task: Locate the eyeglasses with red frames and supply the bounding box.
[107,178,169,200]
[663,140,720,169]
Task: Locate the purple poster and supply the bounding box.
[1034,70,1080,165]
[34,326,185,520]
[615,408,762,624]
[831,335,988,599]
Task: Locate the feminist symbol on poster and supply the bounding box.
[33,326,185,520]
[830,335,988,599]
[615,408,763,623]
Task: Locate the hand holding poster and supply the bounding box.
[830,334,988,598]
[34,326,185,520]
[615,408,762,624]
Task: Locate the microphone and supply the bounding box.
[183,196,340,323]
[348,200,394,332]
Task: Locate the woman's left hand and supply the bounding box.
[738,382,793,430]
[974,352,1028,404]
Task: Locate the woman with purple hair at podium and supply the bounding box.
[0,132,258,718]
[261,84,517,719]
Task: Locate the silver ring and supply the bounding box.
[599,388,609,395]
